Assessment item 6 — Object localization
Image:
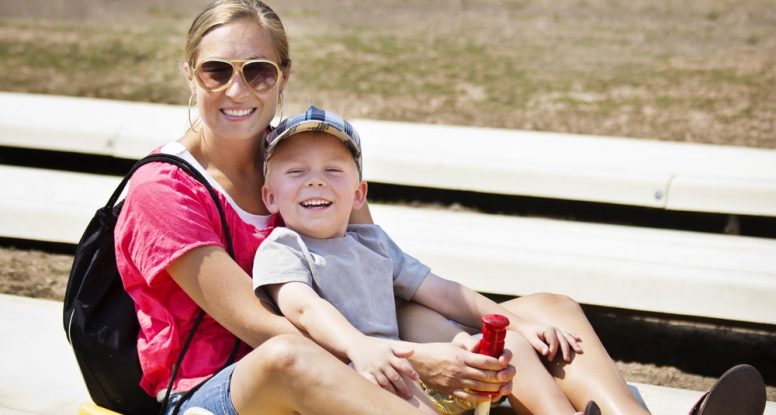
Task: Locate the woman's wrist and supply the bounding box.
[451,331,474,349]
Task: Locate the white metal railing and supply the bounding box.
[2,92,775,216]
[1,164,774,325]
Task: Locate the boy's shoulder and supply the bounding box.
[346,224,402,255]
[261,227,307,252]
[346,223,388,239]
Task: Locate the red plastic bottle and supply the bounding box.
[478,314,510,397]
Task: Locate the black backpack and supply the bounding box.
[63,153,238,415]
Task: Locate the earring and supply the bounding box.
[187,92,199,132]
[277,92,285,124]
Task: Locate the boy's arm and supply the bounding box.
[266,281,418,397]
[411,273,583,362]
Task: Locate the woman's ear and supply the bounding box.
[352,181,368,210]
[183,62,196,95]
[279,61,292,95]
[262,185,280,214]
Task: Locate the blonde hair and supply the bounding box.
[185,0,291,69]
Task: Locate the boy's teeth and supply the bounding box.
[302,199,331,207]
[223,108,253,117]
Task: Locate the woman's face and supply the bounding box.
[189,18,286,143]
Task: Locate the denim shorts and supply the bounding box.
[163,364,238,415]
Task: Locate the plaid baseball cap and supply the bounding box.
[264,106,362,177]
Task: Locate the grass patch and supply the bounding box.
[0,0,774,148]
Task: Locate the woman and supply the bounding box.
[115,1,513,414]
[115,1,765,414]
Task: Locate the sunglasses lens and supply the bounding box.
[197,60,234,90]
[243,61,279,91]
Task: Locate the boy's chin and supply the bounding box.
[287,224,345,240]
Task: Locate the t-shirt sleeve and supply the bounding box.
[348,224,430,300]
[252,228,314,299]
[116,163,226,286]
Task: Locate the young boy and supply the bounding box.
[252,106,594,415]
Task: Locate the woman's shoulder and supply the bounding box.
[128,153,204,198]
[128,142,197,184]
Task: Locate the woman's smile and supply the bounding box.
[221,106,257,120]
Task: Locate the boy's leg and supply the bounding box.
[501,293,650,415]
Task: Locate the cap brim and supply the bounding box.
[266,120,361,159]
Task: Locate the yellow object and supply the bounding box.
[420,382,477,415]
[78,402,122,415]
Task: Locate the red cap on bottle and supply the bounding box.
[477,314,509,397]
[479,314,509,358]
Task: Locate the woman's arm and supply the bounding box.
[395,301,515,401]
[167,245,300,348]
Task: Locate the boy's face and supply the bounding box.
[263,131,367,239]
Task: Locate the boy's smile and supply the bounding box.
[300,198,333,209]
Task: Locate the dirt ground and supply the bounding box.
[1,246,774,402]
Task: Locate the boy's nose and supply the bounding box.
[306,177,325,187]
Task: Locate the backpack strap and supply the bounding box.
[112,153,241,413]
[108,153,235,257]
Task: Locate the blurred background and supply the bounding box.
[1,0,774,148]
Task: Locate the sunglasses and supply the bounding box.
[193,59,282,93]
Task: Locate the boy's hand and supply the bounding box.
[516,322,583,363]
[347,338,419,398]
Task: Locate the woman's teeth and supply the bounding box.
[222,108,254,117]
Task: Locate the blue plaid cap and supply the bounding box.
[265,106,362,177]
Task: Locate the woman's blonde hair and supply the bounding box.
[185,0,291,70]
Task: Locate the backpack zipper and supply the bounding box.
[66,308,75,344]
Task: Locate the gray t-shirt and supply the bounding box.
[252,224,430,340]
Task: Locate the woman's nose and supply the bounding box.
[225,71,251,98]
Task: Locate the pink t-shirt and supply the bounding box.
[114,155,275,397]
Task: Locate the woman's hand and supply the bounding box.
[515,322,583,363]
[348,338,419,399]
[408,342,514,403]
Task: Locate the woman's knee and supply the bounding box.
[504,292,583,316]
[239,335,320,379]
[533,292,581,310]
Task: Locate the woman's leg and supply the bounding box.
[398,301,579,414]
[230,334,429,415]
[503,330,579,414]
[501,293,649,415]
